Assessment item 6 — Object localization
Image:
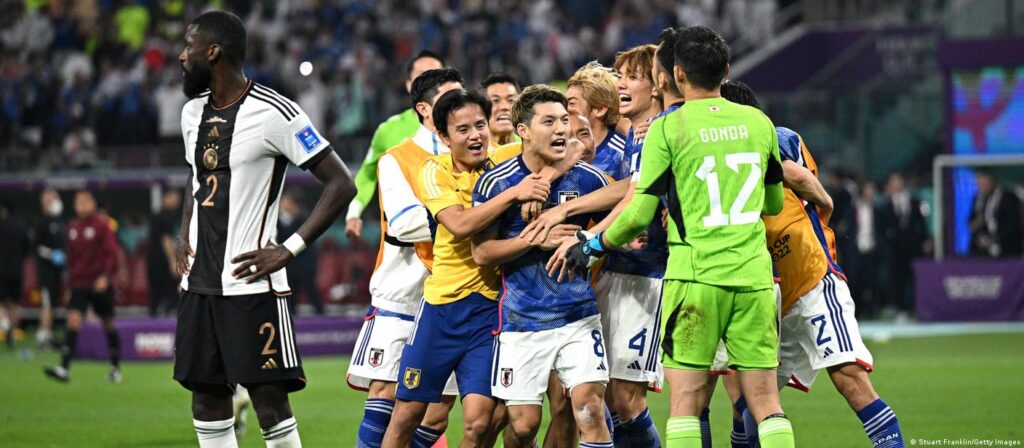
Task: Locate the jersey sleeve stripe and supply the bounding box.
[478,160,518,197]
[422,161,442,198]
[578,162,611,187]
[253,84,299,116]
[250,92,296,121]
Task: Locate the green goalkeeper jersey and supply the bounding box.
[605,97,783,290]
[347,108,421,219]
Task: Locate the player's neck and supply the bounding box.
[493,132,514,146]
[661,92,684,107]
[209,71,249,109]
[682,86,720,102]
[626,103,661,125]
[521,145,553,174]
[591,123,609,147]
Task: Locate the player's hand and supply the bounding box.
[231,241,293,283]
[536,224,581,250]
[519,205,568,244]
[633,119,653,141]
[564,230,609,280]
[93,275,109,293]
[552,139,584,173]
[661,208,668,230]
[174,235,195,277]
[520,200,544,222]
[511,174,550,203]
[345,217,363,240]
[628,231,648,251]
[546,237,579,282]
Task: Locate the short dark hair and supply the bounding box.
[405,49,445,80]
[410,67,464,114]
[482,72,520,91]
[720,80,760,109]
[656,27,683,97]
[432,89,492,138]
[191,11,247,67]
[511,84,567,128]
[673,26,730,91]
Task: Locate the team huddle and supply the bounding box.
[172,10,905,448]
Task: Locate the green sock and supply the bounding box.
[758,417,795,448]
[665,416,702,448]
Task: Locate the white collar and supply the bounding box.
[412,125,450,156]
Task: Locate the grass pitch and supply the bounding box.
[2,331,1022,447]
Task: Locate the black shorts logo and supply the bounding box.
[403,367,421,389]
[500,368,513,387]
[368,348,384,367]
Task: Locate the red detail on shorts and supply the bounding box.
[345,374,370,392]
[648,383,663,393]
[786,375,810,393]
[364,307,378,321]
[494,269,508,336]
[773,276,782,284]
[432,434,448,448]
[829,267,848,282]
[856,358,874,373]
[710,370,736,376]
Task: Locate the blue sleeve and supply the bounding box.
[776,127,803,165]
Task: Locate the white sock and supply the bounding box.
[262,416,301,447]
[194,418,239,448]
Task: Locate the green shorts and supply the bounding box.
[660,280,778,371]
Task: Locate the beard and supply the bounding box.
[182,63,212,98]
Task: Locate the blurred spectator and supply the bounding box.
[0,200,30,349]
[878,172,927,316]
[848,181,881,319]
[278,190,323,315]
[33,188,67,348]
[969,170,1023,258]
[146,188,181,317]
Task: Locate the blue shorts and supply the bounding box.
[396,293,498,402]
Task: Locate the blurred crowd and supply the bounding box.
[0,0,783,170]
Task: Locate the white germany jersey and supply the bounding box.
[180,81,331,296]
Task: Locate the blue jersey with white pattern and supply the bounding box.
[473,156,610,332]
[601,103,682,278]
[592,130,629,181]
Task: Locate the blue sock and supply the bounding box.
[857,398,904,448]
[611,411,630,447]
[699,407,711,448]
[735,397,760,448]
[582,442,614,448]
[730,417,748,448]
[605,404,615,441]
[620,407,661,448]
[356,398,393,448]
[411,425,444,448]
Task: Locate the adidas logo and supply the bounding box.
[823,347,834,358]
[597,362,607,371]
[627,361,642,370]
[261,359,279,370]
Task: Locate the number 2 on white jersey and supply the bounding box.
[694,152,761,227]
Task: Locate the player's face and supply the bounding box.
[74,192,96,218]
[420,81,463,128]
[566,86,592,121]
[522,102,569,164]
[443,104,491,171]
[616,62,655,119]
[405,57,444,93]
[486,83,518,135]
[179,25,212,98]
[569,114,595,163]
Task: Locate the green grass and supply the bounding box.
[2,332,1023,447]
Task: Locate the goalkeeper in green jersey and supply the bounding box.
[344,50,444,239]
[560,26,794,448]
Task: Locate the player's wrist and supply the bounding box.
[583,231,609,256]
[282,234,307,257]
[345,200,365,220]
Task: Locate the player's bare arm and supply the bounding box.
[472,224,579,267]
[232,152,355,282]
[174,172,195,277]
[520,177,630,243]
[436,174,549,240]
[781,159,834,223]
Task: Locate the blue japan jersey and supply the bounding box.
[591,130,629,181]
[601,103,682,278]
[473,156,610,332]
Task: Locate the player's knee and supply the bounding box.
[506,414,540,443]
[571,395,607,431]
[368,380,397,401]
[191,391,232,421]
[246,383,293,428]
[611,381,647,419]
[462,415,492,446]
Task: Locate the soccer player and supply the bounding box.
[347,67,466,448]
[43,190,122,382]
[483,72,521,148]
[34,188,67,348]
[563,26,796,448]
[588,43,666,448]
[170,11,355,448]
[472,85,613,448]
[721,80,905,448]
[344,50,445,240]
[567,62,630,180]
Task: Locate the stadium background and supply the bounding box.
[1,0,1023,446]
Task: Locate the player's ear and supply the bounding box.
[722,64,731,83]
[415,101,430,122]
[207,44,221,65]
[673,65,687,94]
[516,122,529,142]
[593,106,608,123]
[437,131,451,147]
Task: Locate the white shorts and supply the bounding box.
[347,308,458,395]
[594,271,663,387]
[777,273,873,392]
[492,315,609,404]
[712,283,780,375]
